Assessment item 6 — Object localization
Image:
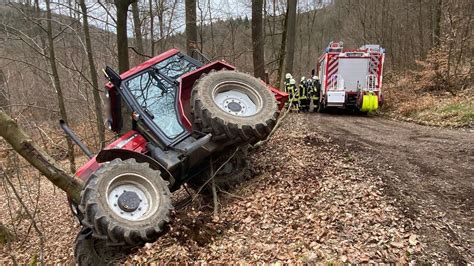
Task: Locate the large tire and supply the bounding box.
[75,227,133,266]
[188,147,250,193]
[79,159,172,246]
[192,70,279,145]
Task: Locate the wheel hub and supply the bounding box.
[227,101,242,112]
[106,173,159,221]
[213,82,262,117]
[117,191,140,212]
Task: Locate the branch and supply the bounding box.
[128,46,153,59]
[0,111,84,202]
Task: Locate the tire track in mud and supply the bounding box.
[306,112,473,263]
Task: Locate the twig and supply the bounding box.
[128,46,153,59]
[210,157,219,217]
[191,147,240,201]
[2,165,45,266]
[217,188,245,200]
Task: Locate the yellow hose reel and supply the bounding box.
[360,92,379,112]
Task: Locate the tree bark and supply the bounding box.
[78,0,105,149]
[433,0,442,47]
[0,70,9,115]
[252,0,265,80]
[277,3,289,88]
[284,0,297,75]
[185,0,198,56]
[131,1,145,61]
[45,0,76,173]
[115,0,133,73]
[114,0,134,133]
[0,111,84,203]
[149,0,154,55]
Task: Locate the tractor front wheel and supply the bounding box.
[79,158,172,246]
[192,70,279,145]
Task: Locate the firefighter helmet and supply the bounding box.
[301,76,306,82]
[313,75,319,80]
[289,78,296,85]
[285,73,292,79]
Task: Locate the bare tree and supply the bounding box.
[78,0,105,148]
[276,2,289,87]
[252,0,265,80]
[185,0,198,55]
[114,0,135,133]
[149,0,155,55]
[131,1,145,61]
[433,0,442,46]
[284,0,297,75]
[45,0,76,173]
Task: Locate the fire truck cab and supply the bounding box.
[315,41,385,113]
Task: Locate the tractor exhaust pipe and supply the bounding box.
[59,120,93,159]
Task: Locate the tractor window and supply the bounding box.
[154,54,198,80]
[125,71,184,139]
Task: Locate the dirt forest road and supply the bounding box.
[308,112,473,263]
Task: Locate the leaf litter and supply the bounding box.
[0,114,425,264]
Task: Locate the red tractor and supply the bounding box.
[61,49,288,264]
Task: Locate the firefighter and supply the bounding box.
[284,73,293,108]
[287,78,299,111]
[309,75,321,111]
[299,76,309,112]
[284,73,292,90]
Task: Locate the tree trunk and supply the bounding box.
[185,0,198,56]
[149,0,154,55]
[79,0,105,149]
[45,0,76,173]
[131,1,145,61]
[0,70,9,115]
[115,0,133,73]
[252,0,265,80]
[433,0,442,47]
[284,0,297,75]
[0,111,84,202]
[114,0,134,133]
[276,3,289,89]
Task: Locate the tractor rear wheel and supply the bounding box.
[74,227,133,266]
[188,147,250,193]
[79,159,172,246]
[192,70,279,145]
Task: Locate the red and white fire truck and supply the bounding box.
[314,41,385,113]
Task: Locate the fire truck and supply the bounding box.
[313,41,385,113]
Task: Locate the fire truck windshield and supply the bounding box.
[125,70,184,139]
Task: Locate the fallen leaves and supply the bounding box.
[0,114,428,264]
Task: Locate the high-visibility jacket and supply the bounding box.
[284,78,292,92]
[299,83,308,100]
[286,84,299,102]
[308,81,319,100]
[310,80,321,100]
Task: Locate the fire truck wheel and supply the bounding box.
[74,227,133,266]
[187,147,250,193]
[192,70,279,145]
[79,158,172,246]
